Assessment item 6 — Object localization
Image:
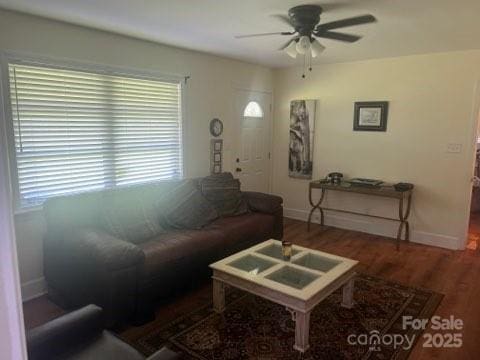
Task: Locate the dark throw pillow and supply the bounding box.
[200,173,249,217]
[158,180,219,229]
[101,190,165,244]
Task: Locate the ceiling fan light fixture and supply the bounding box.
[234,5,376,78]
[295,36,311,54]
[310,39,326,58]
[284,40,298,58]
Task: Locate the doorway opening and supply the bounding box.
[468,107,480,250]
[469,149,480,250]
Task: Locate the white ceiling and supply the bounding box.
[1,0,479,68]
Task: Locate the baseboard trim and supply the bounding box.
[284,207,460,250]
[410,231,460,250]
[21,277,47,302]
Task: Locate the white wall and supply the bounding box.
[0,9,273,300]
[273,50,480,250]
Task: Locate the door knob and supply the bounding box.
[236,168,242,172]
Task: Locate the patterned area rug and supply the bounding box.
[127,274,442,359]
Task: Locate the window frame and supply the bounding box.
[0,51,188,212]
[243,100,264,118]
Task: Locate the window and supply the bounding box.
[7,62,183,208]
[243,101,263,118]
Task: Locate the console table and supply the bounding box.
[307,181,413,250]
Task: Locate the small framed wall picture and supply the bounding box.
[213,140,222,151]
[210,139,223,175]
[353,101,389,132]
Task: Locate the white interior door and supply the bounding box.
[234,90,272,193]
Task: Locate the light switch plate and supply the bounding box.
[446,143,462,153]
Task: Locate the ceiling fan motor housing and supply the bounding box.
[288,5,322,36]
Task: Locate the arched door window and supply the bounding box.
[243,101,263,117]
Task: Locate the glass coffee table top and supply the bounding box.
[227,254,276,275]
[255,242,301,260]
[266,266,319,290]
[210,239,358,299]
[292,253,340,272]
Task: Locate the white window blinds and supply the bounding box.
[8,63,183,208]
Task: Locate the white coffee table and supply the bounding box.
[209,239,359,353]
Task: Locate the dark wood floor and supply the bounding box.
[23,217,480,359]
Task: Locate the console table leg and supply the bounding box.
[341,278,355,309]
[293,311,311,353]
[405,221,410,242]
[307,207,315,231]
[396,192,412,250]
[396,222,405,251]
[212,279,225,313]
[308,188,326,232]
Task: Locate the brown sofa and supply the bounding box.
[43,177,283,326]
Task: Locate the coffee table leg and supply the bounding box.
[341,278,355,309]
[213,279,225,313]
[293,311,311,353]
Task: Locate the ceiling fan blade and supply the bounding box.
[279,36,299,50]
[314,31,362,42]
[315,14,376,32]
[235,31,294,39]
[271,14,294,28]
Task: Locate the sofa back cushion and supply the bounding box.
[100,191,165,244]
[44,191,104,232]
[200,173,248,217]
[44,180,180,235]
[158,180,219,229]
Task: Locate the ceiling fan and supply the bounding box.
[235,4,376,77]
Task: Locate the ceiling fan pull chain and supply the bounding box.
[309,51,312,72]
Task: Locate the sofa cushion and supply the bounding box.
[158,180,219,230]
[139,213,275,283]
[243,191,283,214]
[138,228,226,281]
[200,173,248,217]
[45,180,180,234]
[101,191,165,244]
[206,212,276,251]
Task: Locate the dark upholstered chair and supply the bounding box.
[27,305,180,360]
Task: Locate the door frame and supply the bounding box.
[462,79,480,250]
[232,86,273,193]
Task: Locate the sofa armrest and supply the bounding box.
[243,191,283,214]
[69,228,145,271]
[44,229,145,326]
[27,305,103,359]
[146,347,182,360]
